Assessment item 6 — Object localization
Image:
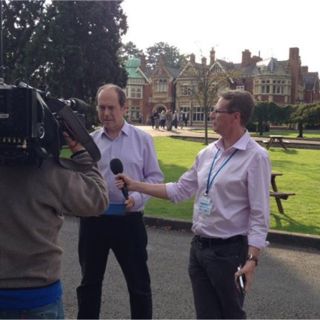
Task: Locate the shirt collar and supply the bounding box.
[100,120,130,139]
[216,130,251,151]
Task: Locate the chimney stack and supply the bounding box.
[210,48,216,65]
[201,57,207,66]
[241,49,251,67]
[140,54,146,71]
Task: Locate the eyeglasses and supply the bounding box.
[212,108,233,114]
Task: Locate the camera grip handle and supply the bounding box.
[58,105,101,162]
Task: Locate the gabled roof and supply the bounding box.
[150,63,178,80]
[125,57,149,82]
[176,61,199,79]
[256,58,288,75]
[303,72,319,90]
[166,66,180,78]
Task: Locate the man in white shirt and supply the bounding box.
[115,90,271,319]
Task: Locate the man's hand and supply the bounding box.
[115,173,136,191]
[235,246,260,294]
[235,260,256,294]
[124,196,135,209]
[63,132,85,154]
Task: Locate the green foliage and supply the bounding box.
[2,0,128,103]
[145,137,320,236]
[289,103,320,137]
[34,1,128,99]
[119,41,144,63]
[253,102,289,135]
[2,0,47,83]
[145,42,186,70]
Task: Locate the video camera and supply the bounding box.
[0,80,101,166]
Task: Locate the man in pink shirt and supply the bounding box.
[76,84,163,319]
[116,90,271,319]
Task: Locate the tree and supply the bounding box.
[29,0,128,100]
[119,41,144,62]
[289,103,320,137]
[146,42,186,70]
[252,102,292,135]
[253,102,274,136]
[1,0,47,84]
[189,62,235,145]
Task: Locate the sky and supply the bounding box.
[121,0,320,73]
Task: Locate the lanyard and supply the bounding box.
[205,148,239,195]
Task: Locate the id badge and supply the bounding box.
[197,194,213,216]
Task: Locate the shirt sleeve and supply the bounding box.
[59,151,109,217]
[166,156,199,203]
[131,135,164,209]
[247,151,271,248]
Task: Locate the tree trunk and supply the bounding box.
[258,121,264,136]
[204,109,208,145]
[297,121,304,138]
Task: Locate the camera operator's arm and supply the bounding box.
[57,132,109,217]
[57,151,109,217]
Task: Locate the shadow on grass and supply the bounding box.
[271,212,320,235]
[269,148,298,155]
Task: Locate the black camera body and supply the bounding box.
[0,82,100,166]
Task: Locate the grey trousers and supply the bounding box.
[188,235,248,319]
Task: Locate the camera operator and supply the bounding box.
[0,132,109,319]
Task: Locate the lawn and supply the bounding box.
[144,137,320,236]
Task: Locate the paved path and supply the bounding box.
[61,217,320,319]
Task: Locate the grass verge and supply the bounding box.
[145,137,320,236]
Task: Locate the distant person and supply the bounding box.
[76,84,164,319]
[0,133,109,319]
[153,110,160,130]
[150,113,155,129]
[159,110,166,129]
[179,111,185,129]
[165,109,173,131]
[172,111,178,129]
[115,90,271,319]
[183,111,188,127]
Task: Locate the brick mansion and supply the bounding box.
[124,47,320,125]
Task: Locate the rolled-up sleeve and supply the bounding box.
[247,153,271,248]
[166,159,199,203]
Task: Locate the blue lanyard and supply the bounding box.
[205,148,239,195]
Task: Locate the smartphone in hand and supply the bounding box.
[237,266,246,295]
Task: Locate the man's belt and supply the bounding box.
[194,234,246,247]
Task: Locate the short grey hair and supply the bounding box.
[219,90,255,126]
[96,84,126,108]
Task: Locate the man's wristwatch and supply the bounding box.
[247,253,258,266]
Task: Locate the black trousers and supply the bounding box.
[77,214,152,319]
[188,235,248,319]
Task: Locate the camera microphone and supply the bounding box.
[110,158,129,200]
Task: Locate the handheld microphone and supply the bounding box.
[110,158,129,200]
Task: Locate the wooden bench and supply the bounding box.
[264,135,289,150]
[269,191,296,214]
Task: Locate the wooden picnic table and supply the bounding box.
[265,135,288,150]
[270,172,295,214]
